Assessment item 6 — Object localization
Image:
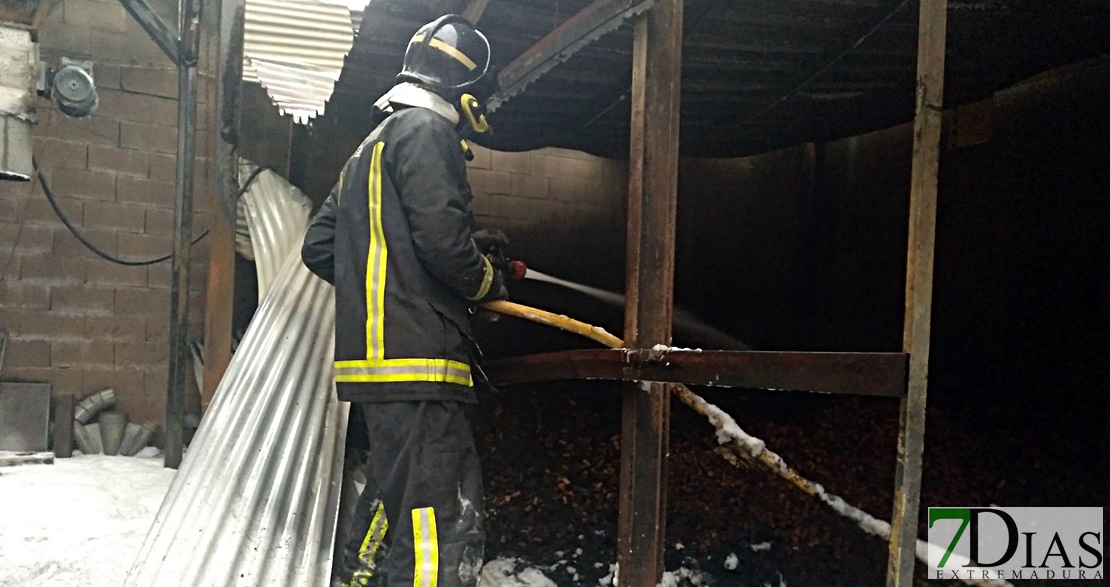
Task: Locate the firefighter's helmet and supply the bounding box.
[398,15,497,102]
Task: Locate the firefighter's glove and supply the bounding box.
[478,256,509,302]
[472,228,509,255]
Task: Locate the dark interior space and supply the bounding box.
[226,2,1109,583]
[461,58,1109,586]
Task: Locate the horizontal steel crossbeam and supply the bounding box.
[485,349,908,396]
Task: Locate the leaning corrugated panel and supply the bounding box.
[125,171,346,587]
[239,161,314,298]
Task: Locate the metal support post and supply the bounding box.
[118,0,188,66]
[617,0,682,583]
[887,1,947,584]
[164,0,201,469]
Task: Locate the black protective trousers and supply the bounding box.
[350,401,485,587]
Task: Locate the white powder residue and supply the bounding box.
[680,387,1013,587]
[695,395,766,457]
[657,567,706,587]
[750,541,772,552]
[0,455,174,587]
[650,344,703,352]
[598,563,619,586]
[762,572,787,587]
[480,558,558,587]
[723,553,739,570]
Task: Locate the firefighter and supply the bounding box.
[301,14,506,587]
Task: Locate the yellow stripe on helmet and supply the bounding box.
[411,33,478,71]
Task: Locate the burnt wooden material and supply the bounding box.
[53,393,74,458]
[887,1,947,585]
[617,0,682,584]
[201,0,247,412]
[163,0,202,470]
[486,350,908,397]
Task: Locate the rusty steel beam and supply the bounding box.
[887,1,947,586]
[487,0,655,112]
[617,0,682,583]
[485,350,909,397]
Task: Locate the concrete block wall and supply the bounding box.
[466,145,628,290]
[0,0,213,429]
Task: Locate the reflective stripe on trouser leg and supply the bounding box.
[349,501,388,586]
[412,507,439,587]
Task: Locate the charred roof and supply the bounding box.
[318,0,1110,158]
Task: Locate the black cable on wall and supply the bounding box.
[33,160,267,266]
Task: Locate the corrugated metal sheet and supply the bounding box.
[238,161,314,297]
[244,0,356,122]
[125,169,347,587]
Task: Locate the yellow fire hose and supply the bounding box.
[480,300,1010,587]
[480,300,820,494]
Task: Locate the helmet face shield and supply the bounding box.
[398,15,495,100]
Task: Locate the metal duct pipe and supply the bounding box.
[120,420,160,457]
[83,423,104,454]
[99,411,129,456]
[73,422,95,454]
[74,389,116,424]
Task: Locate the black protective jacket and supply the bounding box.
[301,105,501,404]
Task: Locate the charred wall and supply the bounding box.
[294,58,1108,409]
[675,58,1109,408]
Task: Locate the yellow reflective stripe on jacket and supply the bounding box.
[466,255,495,301]
[334,359,472,386]
[365,142,388,361]
[412,507,439,587]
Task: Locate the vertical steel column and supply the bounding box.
[887,1,947,584]
[617,0,683,583]
[200,0,246,410]
[165,0,202,469]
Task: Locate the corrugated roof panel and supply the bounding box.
[124,165,347,587]
[244,0,356,123]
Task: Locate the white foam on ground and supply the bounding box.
[0,455,174,587]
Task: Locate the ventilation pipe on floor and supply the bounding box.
[74,389,116,425]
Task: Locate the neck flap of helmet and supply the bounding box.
[372,82,460,125]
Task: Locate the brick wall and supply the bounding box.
[300,109,631,291]
[466,146,628,290]
[0,0,213,431]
